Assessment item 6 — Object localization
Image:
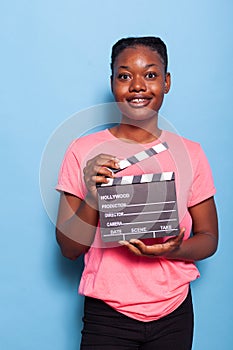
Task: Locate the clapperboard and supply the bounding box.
[97,142,180,242]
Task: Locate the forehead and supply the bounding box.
[114,45,164,69]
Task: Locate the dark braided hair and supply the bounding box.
[110,36,168,76]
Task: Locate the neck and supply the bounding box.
[110,115,161,144]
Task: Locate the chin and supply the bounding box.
[118,104,158,122]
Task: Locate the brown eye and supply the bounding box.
[146,72,157,79]
[118,73,130,80]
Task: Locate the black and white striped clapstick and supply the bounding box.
[111,142,168,174]
[101,172,175,187]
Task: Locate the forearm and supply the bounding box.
[167,231,218,262]
[56,195,99,259]
[169,197,219,262]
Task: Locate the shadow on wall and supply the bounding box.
[42,214,84,349]
[55,251,85,348]
[55,249,84,289]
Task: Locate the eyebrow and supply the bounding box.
[118,63,159,70]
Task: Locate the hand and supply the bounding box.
[83,154,120,201]
[118,228,185,258]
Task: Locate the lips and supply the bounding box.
[127,95,152,108]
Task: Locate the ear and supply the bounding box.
[164,72,171,94]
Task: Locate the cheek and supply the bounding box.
[151,81,166,94]
[112,84,128,100]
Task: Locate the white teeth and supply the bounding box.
[132,98,145,103]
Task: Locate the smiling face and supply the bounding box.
[111,45,171,122]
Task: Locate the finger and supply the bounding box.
[91,175,112,185]
[162,229,185,253]
[94,154,120,168]
[129,239,164,256]
[86,165,113,180]
[85,157,120,179]
[178,227,185,237]
[129,239,148,253]
[172,228,185,243]
[118,240,130,247]
[84,173,110,191]
[165,228,185,244]
[84,166,115,186]
[118,240,143,256]
[127,244,143,256]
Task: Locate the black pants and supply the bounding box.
[80,289,194,349]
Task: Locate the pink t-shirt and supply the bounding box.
[56,129,216,322]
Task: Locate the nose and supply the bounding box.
[129,75,146,92]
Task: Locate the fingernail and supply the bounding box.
[114,158,120,168]
[118,240,127,245]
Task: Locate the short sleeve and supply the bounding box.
[188,144,216,207]
[56,140,86,199]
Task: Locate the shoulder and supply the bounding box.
[71,128,110,146]
[66,128,111,155]
[163,130,202,155]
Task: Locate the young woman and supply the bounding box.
[56,37,218,349]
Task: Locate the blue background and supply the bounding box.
[1,0,233,349]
